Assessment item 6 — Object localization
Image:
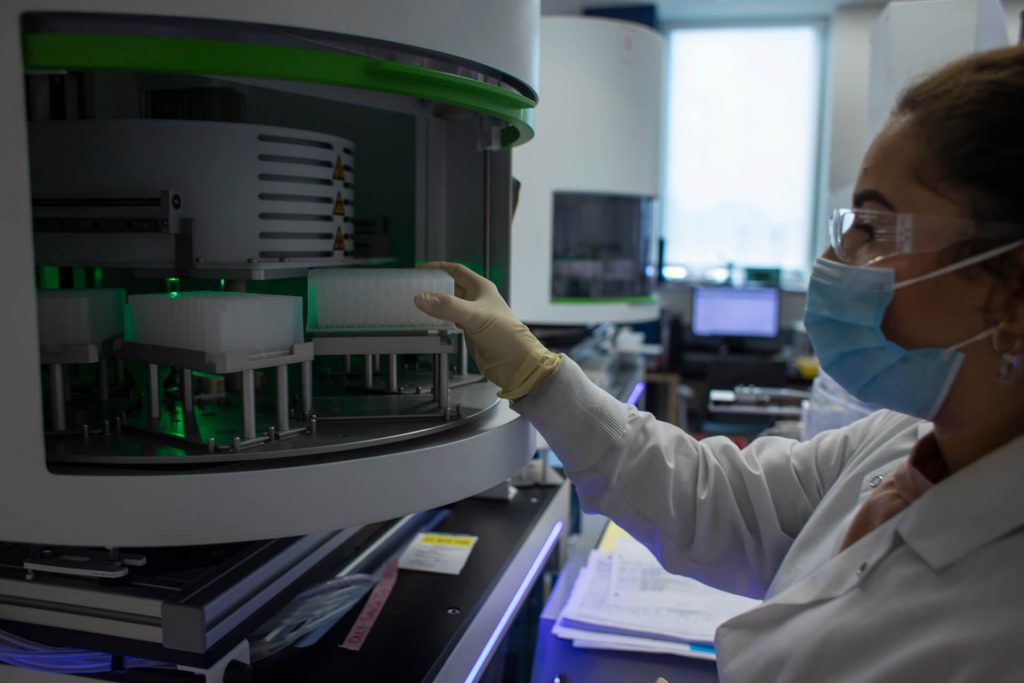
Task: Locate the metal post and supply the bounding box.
[460,334,469,376]
[182,368,193,413]
[147,363,160,420]
[97,356,109,401]
[301,360,313,417]
[225,277,247,397]
[49,364,66,431]
[364,354,374,388]
[483,152,492,279]
[276,365,289,431]
[241,369,256,440]
[387,354,398,394]
[438,353,450,414]
[374,354,381,373]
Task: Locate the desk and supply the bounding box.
[531,553,719,683]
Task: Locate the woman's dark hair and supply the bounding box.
[894,45,1024,304]
[896,44,1024,222]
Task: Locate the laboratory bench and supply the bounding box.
[253,481,569,683]
[644,365,812,442]
[1,480,570,683]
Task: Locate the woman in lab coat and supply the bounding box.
[415,45,1024,681]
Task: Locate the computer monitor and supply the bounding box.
[691,286,780,339]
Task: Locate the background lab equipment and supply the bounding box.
[0,1,571,681]
[510,15,664,326]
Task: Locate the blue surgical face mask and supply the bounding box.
[804,240,1024,420]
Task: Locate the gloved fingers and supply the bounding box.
[418,261,488,299]
[416,261,448,274]
[413,291,476,327]
[417,261,468,298]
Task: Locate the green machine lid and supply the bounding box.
[23,32,536,148]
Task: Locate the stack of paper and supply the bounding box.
[554,530,761,661]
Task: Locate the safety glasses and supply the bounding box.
[829,208,1023,266]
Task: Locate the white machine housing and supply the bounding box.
[511,16,664,325]
[0,0,539,547]
[31,120,358,272]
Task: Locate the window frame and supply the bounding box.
[658,17,831,290]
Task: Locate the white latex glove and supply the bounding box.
[413,262,561,400]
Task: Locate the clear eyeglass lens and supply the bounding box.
[832,210,897,265]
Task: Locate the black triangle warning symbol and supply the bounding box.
[333,227,345,250]
[333,156,345,181]
[333,192,346,217]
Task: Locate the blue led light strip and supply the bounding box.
[463,519,564,683]
[626,381,646,406]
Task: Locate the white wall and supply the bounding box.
[826,3,884,196]
[825,0,1021,203]
[1005,0,1024,38]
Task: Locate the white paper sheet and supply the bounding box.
[608,535,759,619]
[554,534,761,660]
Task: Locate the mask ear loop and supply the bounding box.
[993,323,1023,383]
[893,238,1024,290]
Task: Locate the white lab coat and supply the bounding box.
[514,358,1024,682]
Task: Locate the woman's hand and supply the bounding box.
[413,262,561,400]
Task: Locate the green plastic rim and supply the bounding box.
[551,296,659,305]
[23,33,536,147]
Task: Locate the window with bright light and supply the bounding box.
[662,25,824,283]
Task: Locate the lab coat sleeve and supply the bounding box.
[513,357,865,599]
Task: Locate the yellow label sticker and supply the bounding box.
[333,227,345,251]
[419,534,476,548]
[333,192,346,217]
[333,156,345,181]
[597,521,631,553]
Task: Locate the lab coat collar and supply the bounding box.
[896,427,1024,570]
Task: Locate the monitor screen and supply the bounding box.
[691,287,779,338]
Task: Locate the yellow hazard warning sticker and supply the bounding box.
[333,227,345,251]
[398,532,479,575]
[419,534,477,548]
[333,192,346,217]
[333,156,345,181]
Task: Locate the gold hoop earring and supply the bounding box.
[992,323,1023,383]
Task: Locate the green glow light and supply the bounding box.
[219,278,226,291]
[23,32,536,148]
[193,370,222,379]
[38,266,60,289]
[165,277,181,293]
